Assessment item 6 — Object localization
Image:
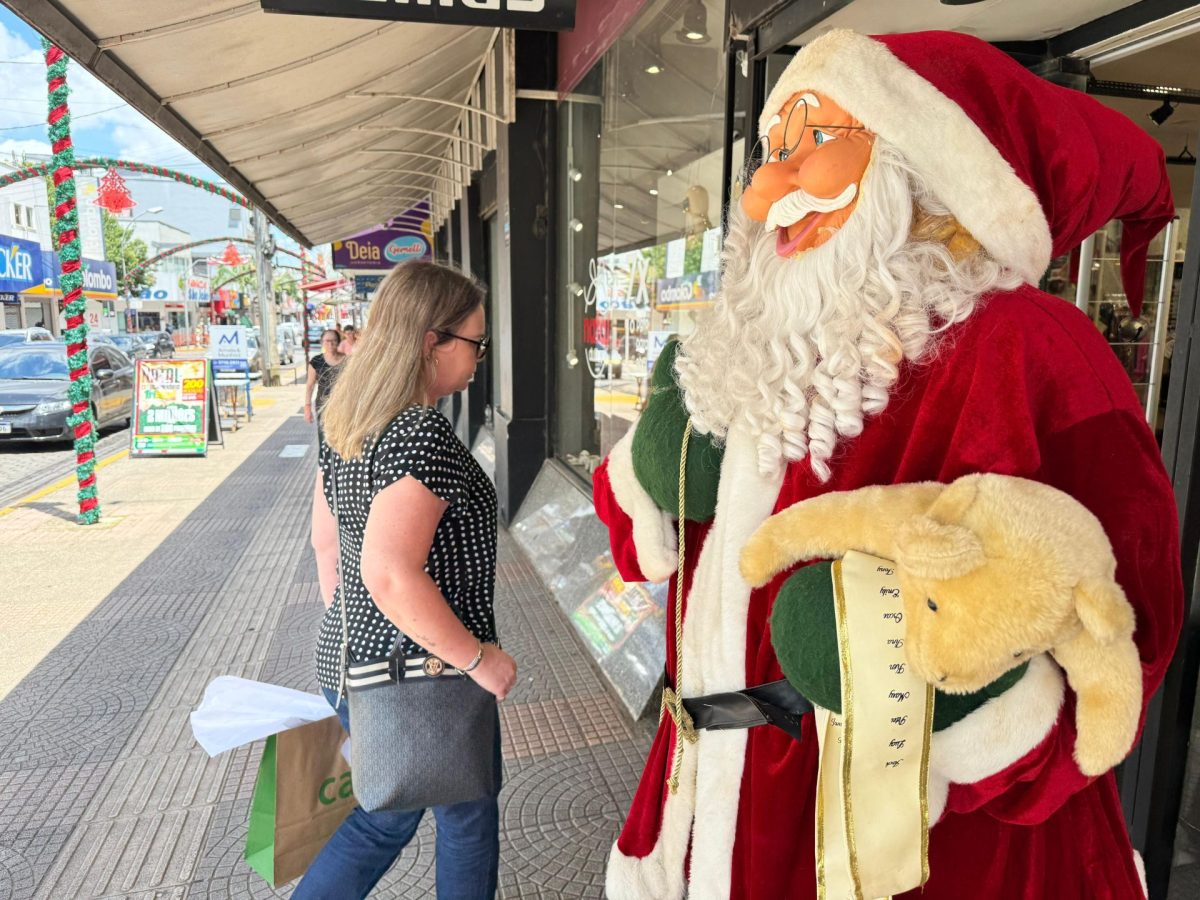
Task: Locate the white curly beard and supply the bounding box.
[675,138,1024,481]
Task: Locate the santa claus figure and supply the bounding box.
[593,29,1182,900]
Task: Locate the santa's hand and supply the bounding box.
[924,654,1065,824]
[606,428,678,583]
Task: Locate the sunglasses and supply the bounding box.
[436,330,490,360]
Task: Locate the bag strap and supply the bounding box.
[332,406,434,704]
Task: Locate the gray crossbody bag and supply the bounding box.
[329,429,498,813]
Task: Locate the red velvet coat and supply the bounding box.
[594,286,1182,900]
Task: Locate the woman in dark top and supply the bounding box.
[304,328,344,425]
[298,262,515,900]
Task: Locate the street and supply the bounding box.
[0,421,130,512]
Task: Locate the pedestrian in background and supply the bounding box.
[304,328,344,426]
[338,324,359,356]
[299,262,514,900]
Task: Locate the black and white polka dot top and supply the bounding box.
[314,405,497,693]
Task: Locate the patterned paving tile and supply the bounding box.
[0,416,660,898]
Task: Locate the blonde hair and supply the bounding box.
[322,261,484,459]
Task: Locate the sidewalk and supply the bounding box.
[0,389,654,898]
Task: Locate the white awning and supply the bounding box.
[9,1,509,246]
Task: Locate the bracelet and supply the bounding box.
[460,640,484,673]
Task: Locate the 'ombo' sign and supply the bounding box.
[259,0,575,30]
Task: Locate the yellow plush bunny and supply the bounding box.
[739,473,1142,777]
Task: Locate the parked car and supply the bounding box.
[0,327,54,348]
[0,342,134,442]
[246,334,263,374]
[106,334,153,359]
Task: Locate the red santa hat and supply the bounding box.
[761,30,1174,315]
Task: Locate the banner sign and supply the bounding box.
[131,359,211,457]
[208,325,251,373]
[655,270,719,310]
[29,254,116,299]
[187,275,211,304]
[333,228,432,271]
[353,273,385,301]
[260,0,576,31]
[0,236,44,295]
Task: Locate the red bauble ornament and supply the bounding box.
[93,166,136,214]
[221,242,245,267]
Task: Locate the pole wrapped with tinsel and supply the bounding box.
[43,40,100,525]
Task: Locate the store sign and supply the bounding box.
[131,359,210,457]
[260,0,576,31]
[655,270,718,310]
[187,276,210,303]
[208,325,250,373]
[0,237,43,294]
[332,228,432,270]
[354,273,385,301]
[31,254,117,299]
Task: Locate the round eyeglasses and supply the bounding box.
[747,98,865,175]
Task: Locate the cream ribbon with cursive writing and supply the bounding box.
[814,551,935,900]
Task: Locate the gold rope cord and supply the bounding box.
[662,419,697,794]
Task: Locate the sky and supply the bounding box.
[0,6,315,258]
[0,9,216,171]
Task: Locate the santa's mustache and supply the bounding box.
[764,182,858,233]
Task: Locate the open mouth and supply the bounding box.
[775,212,824,256]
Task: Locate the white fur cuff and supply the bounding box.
[606,428,678,583]
[927,654,1065,821]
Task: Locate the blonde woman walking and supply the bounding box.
[299,262,515,899]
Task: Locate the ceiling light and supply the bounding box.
[568,167,583,182]
[678,0,710,44]
[666,168,673,177]
[1149,99,1176,125]
[569,218,584,232]
[614,203,625,209]
[645,62,664,75]
[649,188,659,196]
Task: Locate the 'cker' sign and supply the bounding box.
[259,0,575,31]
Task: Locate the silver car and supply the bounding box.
[0,342,134,442]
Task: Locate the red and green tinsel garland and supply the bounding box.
[0,157,251,210]
[43,40,99,525]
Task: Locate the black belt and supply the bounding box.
[681,679,813,742]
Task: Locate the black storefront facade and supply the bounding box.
[431,2,1200,896]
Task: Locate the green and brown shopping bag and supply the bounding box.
[245,715,355,886]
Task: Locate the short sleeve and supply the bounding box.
[371,408,468,513]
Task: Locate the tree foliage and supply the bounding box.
[101,211,155,293]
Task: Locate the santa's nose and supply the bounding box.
[742,162,797,221]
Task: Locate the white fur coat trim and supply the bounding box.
[758,29,1052,287]
[606,426,678,583]
[605,427,783,899]
[927,653,1065,822]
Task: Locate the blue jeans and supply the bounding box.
[292,687,501,900]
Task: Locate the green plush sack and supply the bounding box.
[631,338,724,521]
[769,562,1028,731]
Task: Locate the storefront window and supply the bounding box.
[556,0,727,478]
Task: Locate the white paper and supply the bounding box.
[190,675,336,757]
[665,239,686,278]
